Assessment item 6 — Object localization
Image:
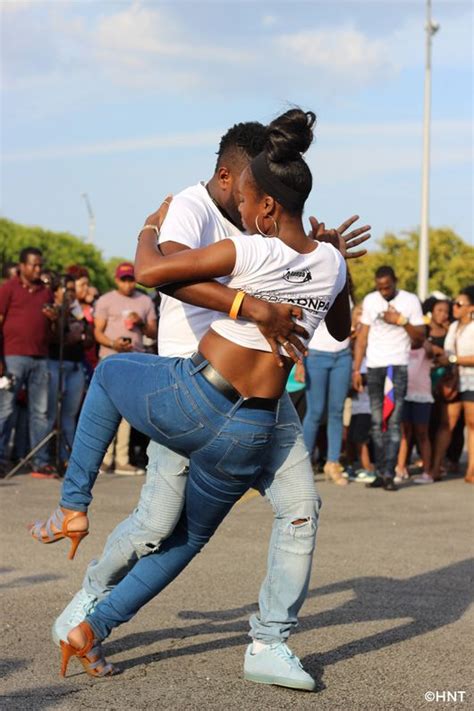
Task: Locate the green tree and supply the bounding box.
[0,218,127,293]
[349,228,474,303]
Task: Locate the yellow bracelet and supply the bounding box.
[229,290,246,320]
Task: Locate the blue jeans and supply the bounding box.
[58,353,291,639]
[302,348,352,460]
[47,360,86,462]
[367,365,408,477]
[0,355,49,467]
[83,392,320,643]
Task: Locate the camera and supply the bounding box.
[0,373,16,391]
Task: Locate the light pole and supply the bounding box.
[418,0,439,301]
[81,192,96,243]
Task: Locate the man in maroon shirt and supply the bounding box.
[0,247,56,476]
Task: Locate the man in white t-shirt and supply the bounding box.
[352,266,425,490]
[53,121,366,690]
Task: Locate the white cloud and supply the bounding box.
[275,27,396,85]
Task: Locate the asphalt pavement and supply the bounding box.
[0,469,472,710]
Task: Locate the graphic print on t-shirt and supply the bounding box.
[283,268,312,284]
[240,286,332,315]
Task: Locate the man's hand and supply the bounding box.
[382,307,402,325]
[244,297,309,367]
[308,214,371,259]
[112,337,134,353]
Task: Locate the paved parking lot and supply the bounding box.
[0,471,472,710]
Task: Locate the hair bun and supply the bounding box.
[265,109,316,163]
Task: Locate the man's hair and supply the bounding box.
[215,121,267,171]
[375,265,396,281]
[19,247,42,263]
[460,285,474,305]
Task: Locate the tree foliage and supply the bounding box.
[0,218,127,293]
[349,228,474,303]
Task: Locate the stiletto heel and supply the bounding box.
[60,640,76,676]
[29,507,89,559]
[60,622,117,678]
[67,532,88,560]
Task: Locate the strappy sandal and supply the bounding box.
[60,621,117,678]
[29,506,89,560]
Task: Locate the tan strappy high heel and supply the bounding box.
[60,622,117,678]
[29,506,89,559]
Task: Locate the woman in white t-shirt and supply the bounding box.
[430,286,474,484]
[30,109,352,677]
[302,320,352,485]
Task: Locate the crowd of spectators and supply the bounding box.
[0,247,158,478]
[293,266,474,490]
[0,248,472,489]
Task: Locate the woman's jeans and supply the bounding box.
[59,353,281,640]
[47,360,85,462]
[367,365,408,477]
[303,348,352,460]
[82,392,320,644]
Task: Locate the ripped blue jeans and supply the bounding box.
[84,390,320,643]
[58,353,320,642]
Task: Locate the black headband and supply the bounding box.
[250,152,305,212]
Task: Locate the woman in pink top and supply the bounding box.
[396,333,434,484]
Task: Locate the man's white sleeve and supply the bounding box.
[158,196,207,250]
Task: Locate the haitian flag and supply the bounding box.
[382,365,395,432]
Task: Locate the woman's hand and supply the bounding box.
[144,195,173,231]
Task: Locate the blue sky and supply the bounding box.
[2,0,472,260]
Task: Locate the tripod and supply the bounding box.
[4,288,72,480]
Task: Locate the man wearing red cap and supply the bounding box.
[93,262,157,475]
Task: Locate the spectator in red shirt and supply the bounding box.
[0,247,56,476]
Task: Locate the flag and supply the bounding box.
[382,365,395,432]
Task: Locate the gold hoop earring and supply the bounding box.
[255,215,278,238]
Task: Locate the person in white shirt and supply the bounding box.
[352,266,425,490]
[32,112,369,689]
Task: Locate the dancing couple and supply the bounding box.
[31,108,370,691]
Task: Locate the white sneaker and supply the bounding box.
[354,469,376,483]
[52,588,98,646]
[244,642,315,691]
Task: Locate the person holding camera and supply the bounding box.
[46,274,95,468]
[0,247,57,477]
[94,263,157,475]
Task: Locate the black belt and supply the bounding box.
[191,353,278,412]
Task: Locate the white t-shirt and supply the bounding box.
[361,289,424,367]
[444,320,474,392]
[157,182,241,357]
[307,319,350,352]
[211,236,346,354]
